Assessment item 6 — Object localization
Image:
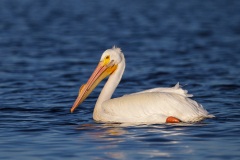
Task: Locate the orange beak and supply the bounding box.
[70,61,117,113]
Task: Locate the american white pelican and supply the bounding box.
[70,46,214,124]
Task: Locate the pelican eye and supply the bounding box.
[103,55,111,65]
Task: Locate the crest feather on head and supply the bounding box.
[112,45,122,53]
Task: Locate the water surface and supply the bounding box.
[0,0,240,159]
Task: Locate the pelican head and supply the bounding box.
[70,46,123,113]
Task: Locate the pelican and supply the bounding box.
[70,46,214,124]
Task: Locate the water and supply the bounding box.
[0,0,240,159]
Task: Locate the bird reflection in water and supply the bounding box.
[76,123,128,159]
[75,123,198,159]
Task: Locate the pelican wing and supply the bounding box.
[101,86,213,123]
[125,83,193,98]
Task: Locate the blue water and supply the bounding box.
[1,0,240,159]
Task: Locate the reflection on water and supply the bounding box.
[76,123,129,159]
[75,123,205,158]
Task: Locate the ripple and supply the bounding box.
[0,0,240,160]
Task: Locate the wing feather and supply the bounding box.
[102,90,212,123]
[124,83,193,98]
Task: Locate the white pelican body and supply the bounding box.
[71,47,214,124]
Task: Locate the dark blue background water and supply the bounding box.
[0,0,240,159]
